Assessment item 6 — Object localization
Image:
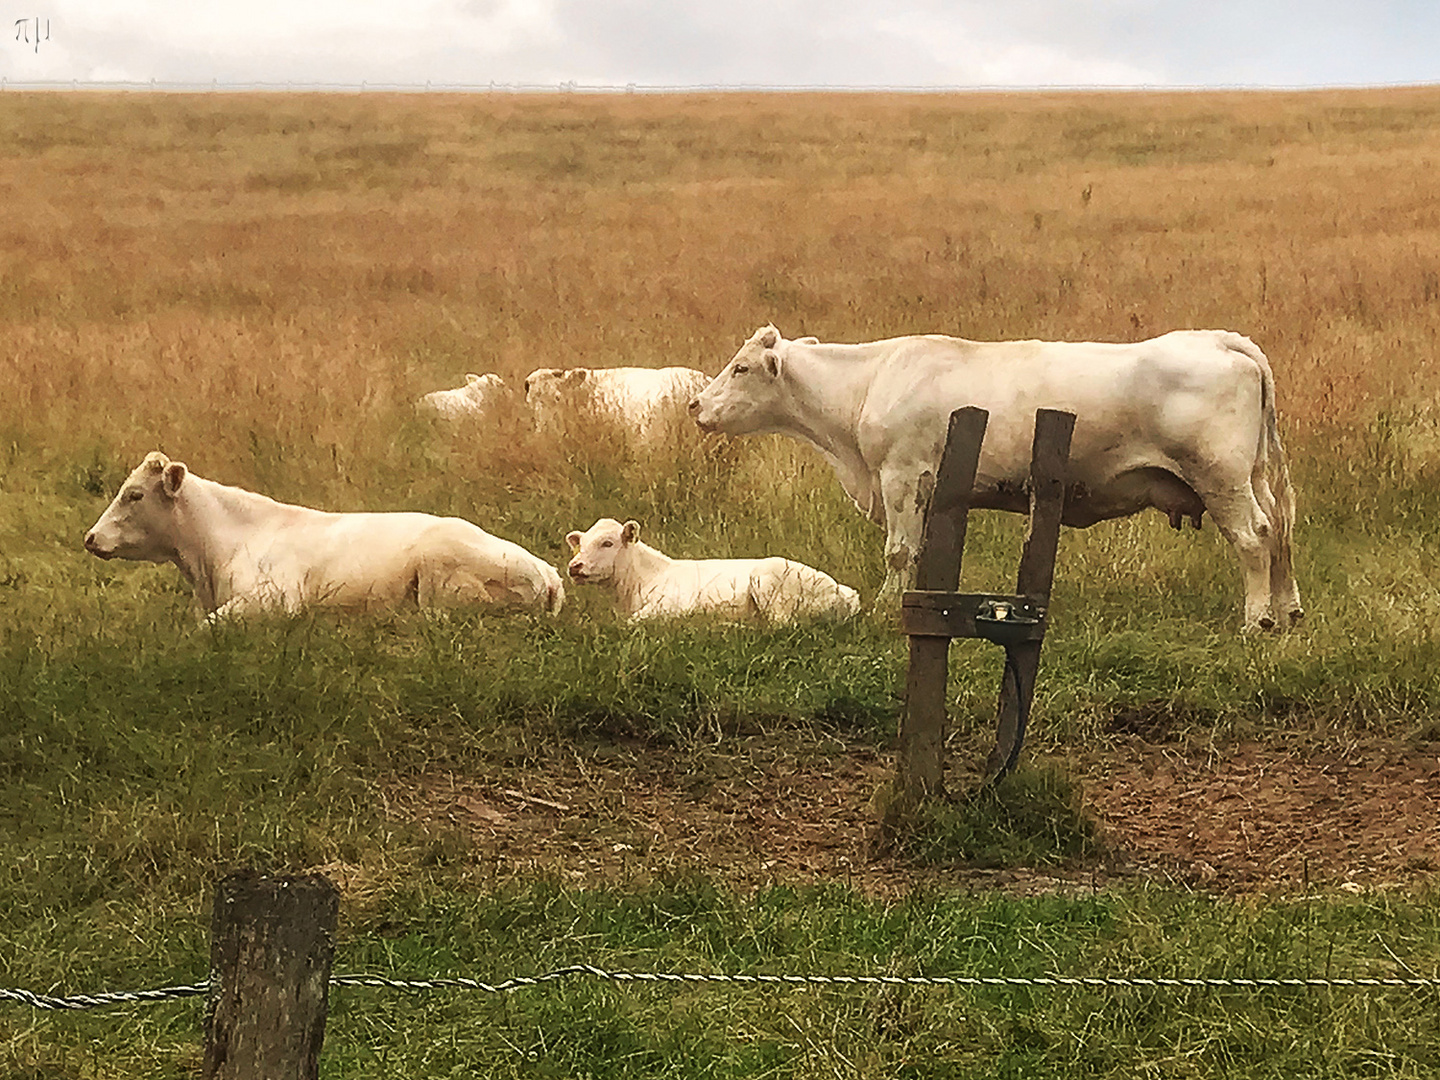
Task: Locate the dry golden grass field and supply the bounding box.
[3,88,1439,479]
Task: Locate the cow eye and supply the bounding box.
[601,540,614,548]
[733,363,749,375]
[125,489,144,502]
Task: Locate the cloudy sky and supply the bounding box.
[5,1,1438,89]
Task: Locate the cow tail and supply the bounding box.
[1262,360,1297,559]
[1228,333,1296,555]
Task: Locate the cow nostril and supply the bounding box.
[687,398,699,414]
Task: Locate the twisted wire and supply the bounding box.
[8,965,1439,1011]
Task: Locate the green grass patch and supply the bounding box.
[898,765,1104,869]
[6,877,1440,1078]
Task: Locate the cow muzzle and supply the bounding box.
[83,531,113,559]
[689,399,718,433]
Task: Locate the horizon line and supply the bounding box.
[1,77,1437,95]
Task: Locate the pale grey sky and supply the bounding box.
[5,1,1438,88]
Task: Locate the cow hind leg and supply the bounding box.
[1270,543,1303,625]
[1202,488,1276,631]
[414,558,500,611]
[1252,475,1303,626]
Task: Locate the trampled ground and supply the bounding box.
[392,734,1440,897]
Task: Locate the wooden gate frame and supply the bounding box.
[895,406,1075,801]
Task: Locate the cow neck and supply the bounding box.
[168,476,289,612]
[779,342,879,480]
[616,541,673,616]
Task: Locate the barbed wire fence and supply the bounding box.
[7,965,1440,1014]
[5,872,1439,1077]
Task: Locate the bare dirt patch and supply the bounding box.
[1079,736,1440,891]
[391,735,1440,895]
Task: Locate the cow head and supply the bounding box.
[689,324,786,435]
[461,372,506,403]
[84,451,189,563]
[565,517,639,584]
[523,368,590,398]
[522,368,559,401]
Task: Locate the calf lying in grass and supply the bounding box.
[565,516,859,623]
[85,451,564,620]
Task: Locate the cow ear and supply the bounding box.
[764,351,780,377]
[161,461,188,498]
[565,531,582,550]
[759,327,778,349]
[621,520,640,544]
[466,373,481,384]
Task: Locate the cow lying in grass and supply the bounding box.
[524,366,711,442]
[564,517,860,623]
[416,372,509,423]
[84,451,564,620]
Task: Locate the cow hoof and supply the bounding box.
[1289,608,1305,625]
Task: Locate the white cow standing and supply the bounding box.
[565,517,860,624]
[416,372,509,423]
[690,325,1301,631]
[84,452,565,620]
[524,366,711,440]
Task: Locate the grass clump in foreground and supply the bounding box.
[6,875,1440,1078]
[894,765,1105,869]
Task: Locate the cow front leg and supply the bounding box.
[204,586,279,625]
[874,470,928,610]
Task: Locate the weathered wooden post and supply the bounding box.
[894,407,1074,806]
[204,870,340,1080]
[896,406,990,801]
[985,409,1074,778]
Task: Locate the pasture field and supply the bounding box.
[2,88,1440,1076]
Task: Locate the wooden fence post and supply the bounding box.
[204,870,340,1080]
[891,406,1076,822]
[984,409,1074,778]
[896,407,989,803]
